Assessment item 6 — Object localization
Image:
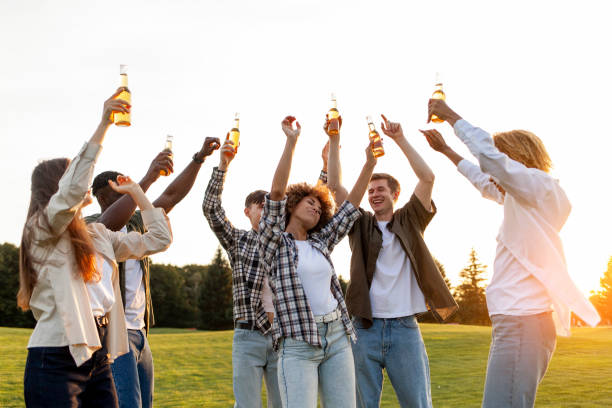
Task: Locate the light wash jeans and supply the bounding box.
[232,328,282,408]
[482,312,557,408]
[352,316,432,408]
[111,328,153,408]
[278,318,356,408]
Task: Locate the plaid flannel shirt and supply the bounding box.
[203,167,272,334]
[257,194,360,350]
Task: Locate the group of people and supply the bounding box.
[18,85,600,408]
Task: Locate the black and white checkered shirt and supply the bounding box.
[203,167,272,334]
[257,194,360,350]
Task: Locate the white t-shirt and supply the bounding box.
[370,221,428,318]
[87,254,116,317]
[294,240,338,316]
[121,227,147,330]
[486,243,552,316]
[261,275,275,314]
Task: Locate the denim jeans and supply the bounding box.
[24,326,118,408]
[352,316,432,408]
[232,328,282,408]
[111,328,154,408]
[482,312,556,408]
[277,318,355,408]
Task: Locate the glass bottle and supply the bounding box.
[430,72,446,124]
[367,116,384,158]
[114,64,131,126]
[160,135,173,176]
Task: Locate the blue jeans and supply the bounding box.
[278,318,355,408]
[111,328,154,408]
[232,328,281,408]
[352,316,432,408]
[482,312,556,408]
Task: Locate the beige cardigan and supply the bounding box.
[26,142,172,367]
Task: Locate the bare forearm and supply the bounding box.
[128,186,154,212]
[153,161,202,213]
[89,121,110,146]
[327,137,348,204]
[441,146,464,166]
[395,136,435,183]
[346,161,376,208]
[270,139,296,200]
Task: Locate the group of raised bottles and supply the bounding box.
[112,65,446,162]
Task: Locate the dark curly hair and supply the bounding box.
[286,182,335,233]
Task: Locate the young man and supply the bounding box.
[424,98,600,407]
[203,136,329,408]
[326,115,457,408]
[86,136,220,408]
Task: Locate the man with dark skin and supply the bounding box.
[87,136,220,408]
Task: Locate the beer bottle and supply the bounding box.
[430,72,445,124]
[327,93,340,135]
[229,113,240,147]
[114,65,131,126]
[367,116,384,158]
[160,135,173,176]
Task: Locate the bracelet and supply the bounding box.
[192,152,204,164]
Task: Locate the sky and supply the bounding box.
[1,0,610,296]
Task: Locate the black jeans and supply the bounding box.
[24,326,119,408]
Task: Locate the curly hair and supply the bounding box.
[493,130,552,173]
[286,182,335,233]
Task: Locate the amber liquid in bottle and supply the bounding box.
[367,116,384,158]
[229,113,240,148]
[430,82,446,123]
[114,65,131,126]
[327,93,340,135]
[160,135,173,176]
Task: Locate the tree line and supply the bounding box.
[1,242,611,328]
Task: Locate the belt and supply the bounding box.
[235,320,256,330]
[94,314,109,328]
[314,308,341,324]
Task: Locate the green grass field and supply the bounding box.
[1,325,611,407]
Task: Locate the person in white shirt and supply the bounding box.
[424,98,600,408]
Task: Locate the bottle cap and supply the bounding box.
[120,64,128,75]
[366,115,373,123]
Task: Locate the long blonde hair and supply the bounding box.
[493,130,552,173]
[18,158,98,311]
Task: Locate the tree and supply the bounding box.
[150,263,198,328]
[0,243,36,328]
[198,247,233,330]
[590,256,612,325]
[453,248,490,326]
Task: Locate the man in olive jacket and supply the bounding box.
[325,114,457,408]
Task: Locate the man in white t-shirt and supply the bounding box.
[326,115,457,408]
[87,136,220,408]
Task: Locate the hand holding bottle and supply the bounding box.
[101,88,130,126]
[427,99,462,126]
[219,136,237,171]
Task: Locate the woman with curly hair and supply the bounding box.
[257,115,376,408]
[18,89,172,407]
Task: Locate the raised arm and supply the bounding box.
[345,143,377,208]
[381,115,435,211]
[270,116,300,200]
[202,138,240,251]
[421,128,504,204]
[46,89,129,235]
[324,117,349,205]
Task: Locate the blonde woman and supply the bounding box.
[424,99,600,408]
[18,89,172,407]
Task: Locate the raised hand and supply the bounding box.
[102,87,131,125]
[427,99,462,125]
[281,116,301,141]
[219,136,237,171]
[143,151,174,183]
[323,115,343,138]
[365,141,377,166]
[108,175,139,195]
[380,114,404,141]
[419,129,449,153]
[199,136,221,158]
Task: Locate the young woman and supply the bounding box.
[18,89,172,407]
[257,115,376,408]
[424,99,600,408]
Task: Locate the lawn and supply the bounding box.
[1,325,611,407]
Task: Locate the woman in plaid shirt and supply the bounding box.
[258,115,377,408]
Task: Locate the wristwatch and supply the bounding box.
[192,152,204,164]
